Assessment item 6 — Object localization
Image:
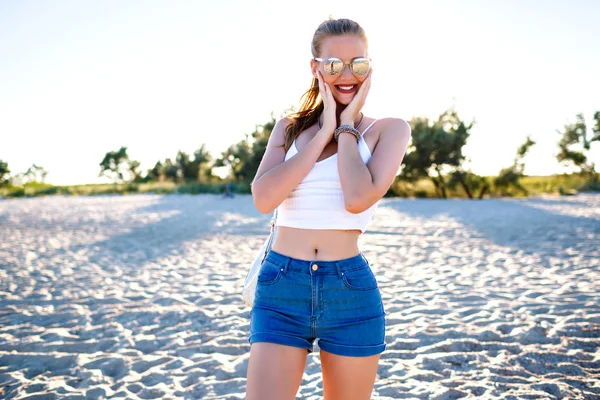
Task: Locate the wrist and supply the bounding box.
[340,118,355,127]
[337,131,358,143]
[317,125,335,135]
[316,126,335,143]
[333,125,360,142]
[340,111,360,128]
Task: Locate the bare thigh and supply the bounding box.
[321,349,381,400]
[246,343,309,400]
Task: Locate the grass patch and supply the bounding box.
[1,173,598,199]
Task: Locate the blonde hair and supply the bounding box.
[283,18,368,151]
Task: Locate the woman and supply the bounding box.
[246,18,411,400]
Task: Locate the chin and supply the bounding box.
[334,94,354,105]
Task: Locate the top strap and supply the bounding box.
[360,120,377,136]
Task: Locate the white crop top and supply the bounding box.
[276,120,378,233]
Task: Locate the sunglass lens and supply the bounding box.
[324,58,343,75]
[352,58,370,76]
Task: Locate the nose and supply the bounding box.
[340,64,354,79]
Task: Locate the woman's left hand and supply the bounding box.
[340,69,372,125]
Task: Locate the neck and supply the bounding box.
[317,103,363,129]
[327,102,362,127]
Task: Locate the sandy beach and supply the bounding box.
[0,193,598,399]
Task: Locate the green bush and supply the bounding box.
[0,173,597,199]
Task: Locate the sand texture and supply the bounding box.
[0,193,599,399]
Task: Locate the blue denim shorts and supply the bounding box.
[248,249,387,357]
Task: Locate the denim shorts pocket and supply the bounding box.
[257,260,283,286]
[342,266,378,291]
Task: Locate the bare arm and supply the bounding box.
[337,118,412,213]
[251,117,334,213]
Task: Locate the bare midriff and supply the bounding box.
[271,226,362,261]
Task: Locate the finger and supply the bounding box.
[320,72,329,94]
[317,72,327,100]
[363,76,372,95]
[359,71,373,95]
[317,84,326,104]
[325,82,335,103]
[364,68,373,84]
[355,80,369,100]
[320,74,333,104]
[359,70,373,94]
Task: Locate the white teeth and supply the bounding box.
[338,86,355,90]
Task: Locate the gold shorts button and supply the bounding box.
[312,264,319,271]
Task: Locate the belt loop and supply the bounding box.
[334,261,344,278]
[281,256,291,275]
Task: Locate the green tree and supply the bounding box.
[556,112,600,175]
[219,141,251,181]
[0,160,10,187]
[216,114,276,182]
[193,144,213,181]
[447,169,490,199]
[24,164,48,183]
[146,161,164,182]
[494,136,536,196]
[99,146,130,183]
[176,150,194,181]
[242,116,276,180]
[163,158,180,182]
[128,160,142,182]
[401,108,473,198]
[147,145,214,183]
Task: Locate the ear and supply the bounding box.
[310,59,318,79]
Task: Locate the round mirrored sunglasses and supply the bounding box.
[314,57,371,77]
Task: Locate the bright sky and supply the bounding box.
[1,0,599,185]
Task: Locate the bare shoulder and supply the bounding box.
[377,117,411,138]
[370,117,411,154]
[269,116,294,147]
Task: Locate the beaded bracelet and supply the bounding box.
[333,125,361,142]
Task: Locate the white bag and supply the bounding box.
[242,211,277,307]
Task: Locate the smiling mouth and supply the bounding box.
[335,85,357,94]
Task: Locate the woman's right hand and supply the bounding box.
[316,71,337,136]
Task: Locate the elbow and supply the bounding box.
[251,181,275,214]
[253,198,272,214]
[344,196,370,214]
